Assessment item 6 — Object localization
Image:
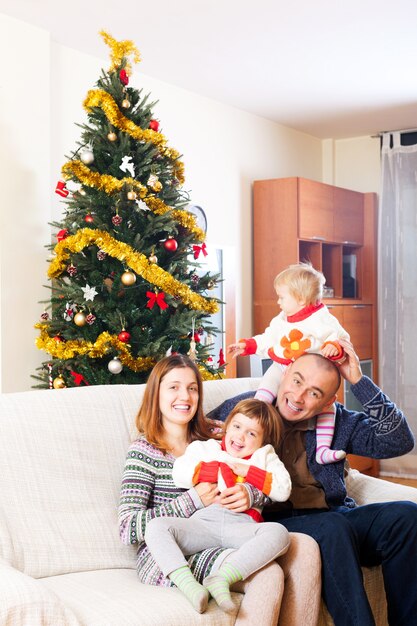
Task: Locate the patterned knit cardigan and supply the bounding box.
[118,437,263,586]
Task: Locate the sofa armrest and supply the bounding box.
[346,469,417,506]
[0,561,81,626]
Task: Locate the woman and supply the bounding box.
[118,354,320,625]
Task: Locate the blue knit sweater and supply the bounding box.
[208,376,415,509]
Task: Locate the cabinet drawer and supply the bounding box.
[326,304,372,359]
[343,305,372,359]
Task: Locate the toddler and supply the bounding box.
[144,399,291,613]
[228,262,350,464]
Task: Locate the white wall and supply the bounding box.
[323,136,381,193]
[0,15,51,392]
[0,14,323,391]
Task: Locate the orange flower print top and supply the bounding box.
[280,329,311,360]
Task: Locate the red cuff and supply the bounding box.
[245,466,272,495]
[240,337,257,356]
[194,460,219,484]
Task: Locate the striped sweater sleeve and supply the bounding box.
[118,438,201,546]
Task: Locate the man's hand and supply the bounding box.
[227,462,249,478]
[227,342,246,358]
[215,484,250,512]
[194,482,220,507]
[337,339,363,385]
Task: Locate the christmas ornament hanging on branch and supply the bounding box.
[32,30,225,389]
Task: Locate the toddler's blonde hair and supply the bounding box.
[273,262,325,306]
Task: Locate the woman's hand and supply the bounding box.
[216,484,250,512]
[194,481,220,507]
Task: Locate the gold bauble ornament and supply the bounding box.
[121,270,137,286]
[53,376,66,389]
[207,280,215,289]
[107,131,117,141]
[127,190,137,200]
[148,253,158,264]
[121,98,131,109]
[74,312,87,326]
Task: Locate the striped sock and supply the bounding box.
[169,566,209,613]
[203,562,243,612]
[316,446,346,464]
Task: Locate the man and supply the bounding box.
[211,339,416,625]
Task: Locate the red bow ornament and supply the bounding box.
[192,243,208,259]
[70,370,90,386]
[146,291,169,310]
[55,180,69,197]
[57,229,69,242]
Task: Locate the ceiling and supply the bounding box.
[3,0,417,138]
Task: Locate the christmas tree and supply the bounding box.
[33,31,224,389]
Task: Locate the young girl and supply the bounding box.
[145,398,291,613]
[118,354,286,622]
[228,262,350,464]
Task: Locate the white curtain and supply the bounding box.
[379,132,417,477]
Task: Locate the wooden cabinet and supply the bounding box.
[253,177,379,477]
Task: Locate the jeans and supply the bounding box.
[263,501,417,626]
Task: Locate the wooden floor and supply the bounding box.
[381,476,417,488]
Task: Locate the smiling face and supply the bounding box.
[277,354,339,423]
[276,283,305,316]
[224,412,264,458]
[159,366,199,430]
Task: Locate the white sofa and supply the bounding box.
[0,377,416,626]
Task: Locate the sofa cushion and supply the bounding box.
[0,385,143,577]
[41,568,240,626]
[0,561,81,626]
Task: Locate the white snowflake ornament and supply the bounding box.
[81,284,98,302]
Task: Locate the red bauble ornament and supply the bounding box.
[112,214,123,226]
[57,229,69,242]
[119,69,129,85]
[118,330,131,343]
[149,119,159,132]
[163,237,178,252]
[85,214,94,223]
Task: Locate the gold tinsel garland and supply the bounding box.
[84,89,185,184]
[48,228,219,314]
[100,31,141,75]
[35,325,222,380]
[62,161,204,242]
[35,326,155,372]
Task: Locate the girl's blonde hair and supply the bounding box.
[224,398,283,450]
[136,354,213,454]
[273,262,325,305]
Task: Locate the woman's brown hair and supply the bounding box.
[136,354,213,454]
[224,398,283,450]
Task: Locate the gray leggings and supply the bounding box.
[144,504,289,580]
